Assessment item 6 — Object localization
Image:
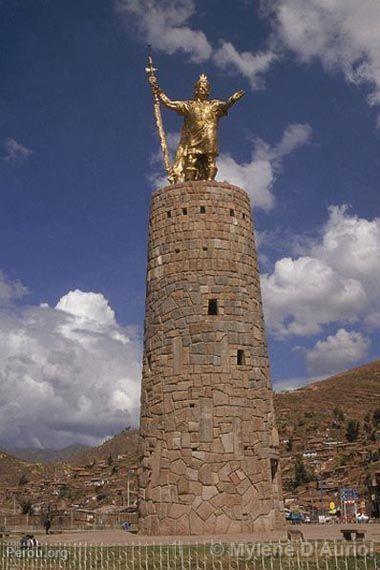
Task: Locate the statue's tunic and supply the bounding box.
[174,99,228,157]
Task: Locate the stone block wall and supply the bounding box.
[139,180,284,535]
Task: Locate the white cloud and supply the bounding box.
[264,0,380,107]
[116,0,212,62]
[217,123,312,210]
[305,328,370,375]
[0,289,141,449]
[3,138,32,163]
[262,256,366,336]
[213,41,277,89]
[116,1,277,89]
[262,205,380,336]
[0,271,28,307]
[311,205,380,295]
[56,290,118,329]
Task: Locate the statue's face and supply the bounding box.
[194,85,210,101]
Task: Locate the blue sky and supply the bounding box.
[0,0,379,448]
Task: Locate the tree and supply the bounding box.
[333,407,345,422]
[58,484,71,499]
[364,412,373,433]
[18,474,28,486]
[293,456,314,487]
[285,438,293,452]
[346,420,360,442]
[19,498,34,515]
[283,479,296,492]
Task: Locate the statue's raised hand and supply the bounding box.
[148,75,161,96]
[232,90,245,102]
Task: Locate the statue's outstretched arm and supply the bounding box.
[159,92,184,111]
[148,75,184,112]
[225,89,245,110]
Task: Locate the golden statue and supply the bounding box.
[146,53,245,183]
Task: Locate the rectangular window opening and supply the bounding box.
[147,355,152,372]
[230,209,235,217]
[237,349,245,366]
[208,299,218,316]
[200,206,206,214]
[175,248,180,253]
[167,210,172,218]
[189,403,195,408]
[203,246,208,251]
[242,213,246,220]
[182,207,188,215]
[270,458,279,480]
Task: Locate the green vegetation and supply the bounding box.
[18,474,28,486]
[285,437,293,452]
[346,419,360,442]
[58,484,72,499]
[293,455,315,488]
[18,498,34,515]
[0,543,376,569]
[333,407,345,422]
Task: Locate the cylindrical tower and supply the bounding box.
[139,180,283,535]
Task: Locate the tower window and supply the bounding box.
[200,206,206,214]
[243,213,246,220]
[270,458,279,480]
[147,354,152,372]
[203,246,208,251]
[237,350,245,366]
[182,207,188,215]
[167,210,172,218]
[230,209,235,217]
[175,248,180,253]
[208,299,218,315]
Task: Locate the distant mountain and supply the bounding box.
[6,444,92,464]
[63,428,140,466]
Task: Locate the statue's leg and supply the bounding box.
[206,154,218,180]
[185,153,198,181]
[172,148,186,183]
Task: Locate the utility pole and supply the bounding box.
[127,479,130,508]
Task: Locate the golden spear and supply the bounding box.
[145,48,172,179]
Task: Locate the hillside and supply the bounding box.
[0,429,141,515]
[275,360,380,512]
[0,361,379,517]
[0,450,46,514]
[0,450,43,486]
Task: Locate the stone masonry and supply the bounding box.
[138,180,284,535]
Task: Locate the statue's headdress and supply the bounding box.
[194,73,210,92]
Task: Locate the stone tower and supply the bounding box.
[139,180,283,535]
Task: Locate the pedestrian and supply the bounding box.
[43,517,51,535]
